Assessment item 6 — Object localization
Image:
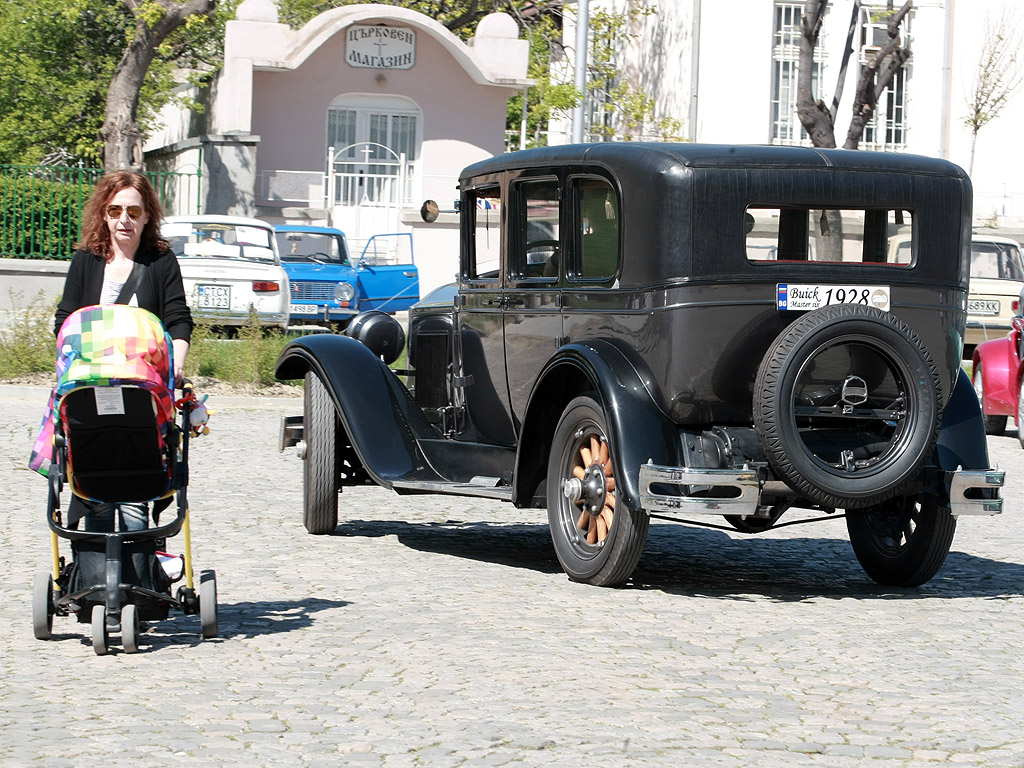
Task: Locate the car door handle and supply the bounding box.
[403,271,416,278]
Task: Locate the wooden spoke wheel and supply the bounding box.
[547,396,647,587]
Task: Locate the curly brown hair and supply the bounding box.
[76,171,168,258]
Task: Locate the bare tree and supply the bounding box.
[797,0,912,150]
[101,0,216,171]
[964,8,1024,176]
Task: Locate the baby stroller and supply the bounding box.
[30,304,216,655]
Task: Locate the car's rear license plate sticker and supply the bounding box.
[198,284,231,309]
[777,284,890,312]
[967,299,1000,315]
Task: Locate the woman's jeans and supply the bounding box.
[68,496,149,532]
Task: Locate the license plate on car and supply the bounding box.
[289,303,320,315]
[198,284,230,309]
[777,284,890,312]
[968,299,1000,315]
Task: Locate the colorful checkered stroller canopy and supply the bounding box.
[30,305,176,502]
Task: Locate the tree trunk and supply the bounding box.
[101,0,215,172]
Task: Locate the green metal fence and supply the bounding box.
[0,165,201,259]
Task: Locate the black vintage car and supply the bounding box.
[276,143,1003,588]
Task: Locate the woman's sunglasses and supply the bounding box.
[106,204,144,220]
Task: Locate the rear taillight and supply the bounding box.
[252,281,280,292]
[1013,299,1020,313]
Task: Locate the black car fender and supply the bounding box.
[275,335,442,488]
[514,339,681,512]
[934,366,992,472]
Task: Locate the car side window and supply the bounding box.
[511,177,560,280]
[466,186,502,280]
[745,207,914,265]
[576,177,620,280]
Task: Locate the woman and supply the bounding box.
[54,171,194,532]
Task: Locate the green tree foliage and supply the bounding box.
[0,0,236,167]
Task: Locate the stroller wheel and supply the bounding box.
[122,604,140,654]
[32,573,54,640]
[199,570,218,639]
[91,607,108,656]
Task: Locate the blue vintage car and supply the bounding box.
[275,225,419,330]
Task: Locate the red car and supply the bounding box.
[973,307,1024,445]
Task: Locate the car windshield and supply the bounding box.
[164,221,276,263]
[276,232,349,265]
[970,241,1024,281]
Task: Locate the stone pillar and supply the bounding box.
[200,134,262,217]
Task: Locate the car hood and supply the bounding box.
[282,262,356,280]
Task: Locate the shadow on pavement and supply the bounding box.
[332,518,1024,601]
[113,598,352,653]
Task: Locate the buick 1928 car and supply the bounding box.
[276,143,1003,588]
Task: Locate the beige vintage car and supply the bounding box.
[892,233,1024,356]
[964,235,1024,353]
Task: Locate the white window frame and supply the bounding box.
[771,2,825,146]
[859,3,911,152]
[326,93,422,206]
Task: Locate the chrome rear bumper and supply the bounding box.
[637,463,1005,517]
[947,469,1004,516]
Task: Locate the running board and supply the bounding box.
[390,476,514,501]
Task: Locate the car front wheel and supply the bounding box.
[303,371,340,534]
[846,493,956,586]
[973,364,1007,435]
[1018,376,1024,449]
[546,396,648,587]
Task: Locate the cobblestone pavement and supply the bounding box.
[2,383,1023,767]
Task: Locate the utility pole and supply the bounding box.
[571,0,590,143]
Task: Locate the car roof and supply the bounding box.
[971,234,1022,246]
[275,224,347,236]
[461,142,967,182]
[164,214,273,229]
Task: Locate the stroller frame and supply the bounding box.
[34,383,217,655]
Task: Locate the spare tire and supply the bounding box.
[753,304,940,509]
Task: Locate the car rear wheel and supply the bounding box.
[547,396,648,587]
[973,364,1007,435]
[846,493,956,586]
[303,371,340,534]
[753,304,940,509]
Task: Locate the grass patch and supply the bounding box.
[0,290,59,378]
[1,299,408,388]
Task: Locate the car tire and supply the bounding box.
[546,396,648,587]
[1017,377,1024,450]
[303,371,340,534]
[753,304,940,509]
[846,493,956,586]
[973,364,1007,436]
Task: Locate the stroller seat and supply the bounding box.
[63,385,172,504]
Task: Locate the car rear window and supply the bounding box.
[745,207,913,265]
[970,241,1024,280]
[164,222,276,262]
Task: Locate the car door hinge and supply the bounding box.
[454,374,475,388]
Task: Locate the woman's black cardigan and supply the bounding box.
[54,247,194,341]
